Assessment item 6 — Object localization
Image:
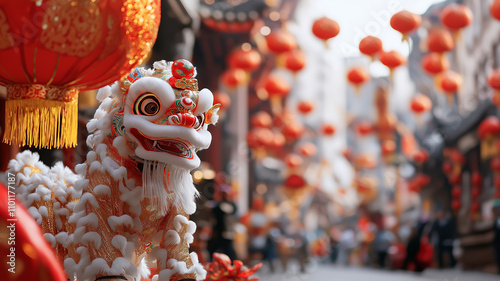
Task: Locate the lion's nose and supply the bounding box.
[167,112,197,128]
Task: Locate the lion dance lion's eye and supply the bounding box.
[133,93,161,116]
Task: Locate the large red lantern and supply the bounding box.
[228,48,262,72]
[359,36,383,60]
[427,28,454,53]
[312,17,340,46]
[0,0,161,148]
[285,49,306,73]
[421,52,450,75]
[410,94,432,115]
[265,30,297,54]
[441,4,473,31]
[437,71,462,96]
[390,10,421,41]
[491,0,500,21]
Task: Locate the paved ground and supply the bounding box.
[253,262,500,281]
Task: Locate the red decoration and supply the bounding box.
[312,17,340,42]
[448,173,461,185]
[264,75,291,98]
[471,188,480,199]
[0,183,66,281]
[471,171,482,187]
[251,111,273,128]
[471,202,480,213]
[213,91,231,111]
[381,140,396,155]
[204,253,262,281]
[282,122,305,141]
[266,30,297,54]
[0,0,161,148]
[478,116,500,139]
[297,142,317,157]
[488,70,500,90]
[172,59,196,78]
[356,121,374,136]
[427,29,454,54]
[451,201,461,211]
[221,68,247,87]
[354,154,377,170]
[410,94,432,114]
[494,177,500,188]
[284,174,307,189]
[390,10,421,40]
[412,148,429,164]
[285,49,306,73]
[379,50,406,70]
[415,174,431,187]
[421,53,450,75]
[491,156,500,171]
[285,154,303,168]
[247,128,274,149]
[451,186,461,198]
[438,71,462,94]
[491,0,500,21]
[347,67,370,87]
[228,48,262,72]
[441,4,473,31]
[442,161,452,174]
[297,101,314,115]
[321,123,336,136]
[270,132,286,150]
[359,36,383,58]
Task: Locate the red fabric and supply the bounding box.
[416,237,434,269]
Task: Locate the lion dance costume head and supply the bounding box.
[10,59,219,281]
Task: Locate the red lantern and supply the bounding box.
[359,36,383,59]
[0,0,161,148]
[441,4,473,31]
[297,142,317,157]
[478,116,500,139]
[221,68,247,87]
[412,148,429,164]
[448,173,461,185]
[471,171,482,187]
[381,140,396,155]
[321,123,336,136]
[427,29,455,53]
[356,121,374,136]
[285,49,306,73]
[421,53,450,75]
[284,174,307,189]
[410,94,432,114]
[488,70,500,91]
[266,30,297,54]
[247,128,274,149]
[491,156,500,171]
[282,122,304,142]
[451,200,461,211]
[494,177,500,188]
[471,202,480,213]
[471,187,480,199]
[228,48,261,72]
[264,75,290,98]
[491,0,500,21]
[251,111,273,128]
[438,71,462,95]
[451,186,461,198]
[213,91,231,111]
[285,154,303,168]
[415,174,431,187]
[379,50,406,71]
[442,161,452,174]
[297,101,314,115]
[312,17,340,43]
[347,67,370,87]
[390,10,421,41]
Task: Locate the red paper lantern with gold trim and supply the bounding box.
[284,49,306,73]
[347,67,370,87]
[438,71,462,95]
[0,0,161,148]
[421,53,450,75]
[264,75,290,98]
[379,50,406,72]
[221,68,247,88]
[410,94,432,115]
[427,29,454,53]
[228,48,262,72]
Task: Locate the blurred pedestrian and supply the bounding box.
[207,185,238,261]
[432,210,457,269]
[337,226,357,266]
[402,219,430,272]
[373,227,396,269]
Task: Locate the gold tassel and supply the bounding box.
[3,99,78,148]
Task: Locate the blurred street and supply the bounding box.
[255,263,500,281]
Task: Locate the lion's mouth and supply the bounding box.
[130,128,194,159]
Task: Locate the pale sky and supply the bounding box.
[293,0,445,58]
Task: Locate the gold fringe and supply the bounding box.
[3,99,78,148]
